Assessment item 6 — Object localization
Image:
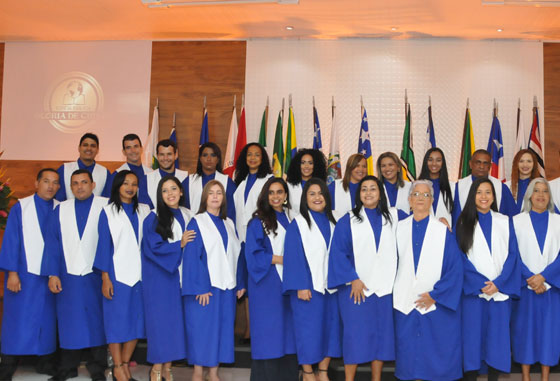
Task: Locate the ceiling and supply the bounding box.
[1,0,560,42]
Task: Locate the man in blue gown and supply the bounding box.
[0,169,60,380]
[44,169,108,381]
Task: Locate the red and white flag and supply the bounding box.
[528,101,545,177]
[223,106,238,178]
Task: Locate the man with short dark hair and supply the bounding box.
[55,133,111,201]
[0,169,60,380]
[44,169,108,381]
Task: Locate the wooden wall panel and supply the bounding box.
[544,43,560,180]
[0,43,4,144]
[149,41,247,173]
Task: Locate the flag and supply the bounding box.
[169,128,179,169]
[529,105,545,176]
[358,107,374,175]
[145,103,159,169]
[199,107,209,146]
[486,110,505,182]
[313,105,322,150]
[284,106,297,174]
[458,106,476,178]
[400,103,416,181]
[425,104,436,152]
[258,104,268,147]
[235,106,248,168]
[272,110,284,178]
[223,106,238,178]
[515,104,528,154]
[327,102,341,185]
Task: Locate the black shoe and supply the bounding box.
[48,369,78,381]
[90,372,105,381]
[36,364,57,376]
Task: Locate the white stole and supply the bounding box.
[349,207,398,297]
[163,207,193,287]
[116,162,152,175]
[104,203,150,287]
[467,211,510,301]
[432,181,454,225]
[457,176,503,211]
[265,209,293,280]
[513,212,560,291]
[549,178,560,212]
[146,169,189,208]
[233,174,272,242]
[64,161,107,199]
[195,213,240,290]
[287,182,303,215]
[59,196,108,276]
[294,213,336,295]
[393,216,446,315]
[20,195,59,275]
[333,179,352,220]
[188,172,229,214]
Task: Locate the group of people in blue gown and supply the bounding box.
[2,128,560,381]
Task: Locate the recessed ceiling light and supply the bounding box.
[497,28,503,32]
[286,26,294,30]
[391,27,398,31]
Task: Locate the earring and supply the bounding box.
[283,198,288,205]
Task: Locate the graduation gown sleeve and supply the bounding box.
[141,213,182,274]
[541,250,560,289]
[181,218,212,295]
[41,207,63,277]
[327,214,358,288]
[245,218,273,284]
[0,202,23,272]
[499,184,516,217]
[428,231,463,311]
[282,220,313,293]
[93,210,112,273]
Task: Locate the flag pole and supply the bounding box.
[313,96,315,108]
[233,94,236,108]
[242,94,245,108]
[289,94,292,108]
[267,96,269,107]
[172,112,176,127]
[204,96,206,109]
[429,95,431,108]
[467,97,470,109]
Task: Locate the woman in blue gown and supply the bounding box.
[418,148,454,227]
[283,178,342,381]
[328,154,367,219]
[182,180,244,381]
[455,178,520,380]
[512,178,560,381]
[286,149,327,213]
[328,175,397,381]
[506,149,540,215]
[94,170,151,381]
[376,152,412,215]
[141,175,195,381]
[245,177,298,381]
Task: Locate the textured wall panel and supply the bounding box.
[245,40,544,181]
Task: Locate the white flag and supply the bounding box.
[223,106,238,178]
[144,104,159,169]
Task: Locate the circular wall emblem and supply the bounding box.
[42,71,104,133]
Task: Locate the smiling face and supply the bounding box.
[531,182,550,213]
[427,150,443,179]
[122,138,142,166]
[268,182,287,212]
[119,173,138,204]
[475,182,494,214]
[200,147,219,175]
[247,145,262,173]
[518,152,534,180]
[78,138,98,165]
[360,179,380,209]
[306,184,326,213]
[300,154,314,181]
[350,158,367,183]
[157,145,178,172]
[161,179,182,209]
[380,157,399,183]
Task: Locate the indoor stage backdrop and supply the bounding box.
[0,41,152,161]
[244,40,544,181]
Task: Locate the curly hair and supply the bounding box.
[286,148,327,185]
[234,143,272,186]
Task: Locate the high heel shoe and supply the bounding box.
[162,367,174,381]
[122,362,137,381]
[150,368,162,381]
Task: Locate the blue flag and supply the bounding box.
[358,108,374,175]
[170,128,179,168]
[199,107,209,146]
[486,113,505,181]
[313,106,322,150]
[426,105,436,150]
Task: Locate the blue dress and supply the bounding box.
[42,195,106,350]
[94,203,145,344]
[141,209,187,364]
[461,212,520,373]
[182,213,237,367]
[245,212,296,360]
[283,210,342,365]
[328,208,395,365]
[0,195,57,355]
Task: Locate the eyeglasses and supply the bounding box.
[411,192,432,199]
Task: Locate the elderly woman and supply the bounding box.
[393,180,463,381]
[511,178,560,381]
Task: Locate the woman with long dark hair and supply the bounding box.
[328,175,397,381]
[376,152,411,214]
[245,177,298,381]
[418,148,453,225]
[283,178,342,381]
[456,178,520,380]
[506,149,540,214]
[141,175,195,381]
[94,171,151,381]
[182,180,243,381]
[286,148,327,213]
[185,142,237,219]
[512,178,560,381]
[328,153,367,219]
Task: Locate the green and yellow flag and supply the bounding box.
[272,110,284,178]
[258,104,268,147]
[284,106,297,174]
[458,105,476,178]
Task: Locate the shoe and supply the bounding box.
[150,368,161,381]
[90,372,105,381]
[48,369,78,381]
[121,362,137,381]
[36,365,57,377]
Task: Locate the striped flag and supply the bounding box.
[169,127,179,169]
[529,102,545,177]
[425,103,436,152]
[223,106,238,178]
[272,109,284,178]
[400,102,416,181]
[515,102,528,154]
[358,106,374,175]
[313,103,322,150]
[327,99,341,185]
[235,105,248,169]
[284,105,297,174]
[486,107,505,182]
[258,103,268,147]
[199,106,209,146]
[144,103,160,169]
[458,103,476,178]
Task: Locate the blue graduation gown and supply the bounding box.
[141,209,187,364]
[184,172,236,221]
[42,195,106,350]
[461,213,520,373]
[283,211,342,365]
[182,213,236,367]
[94,203,145,344]
[328,208,395,365]
[511,211,560,367]
[137,169,189,209]
[511,178,530,215]
[0,195,56,355]
[394,222,463,381]
[106,162,149,200]
[245,212,296,360]
[328,181,358,211]
[55,158,111,201]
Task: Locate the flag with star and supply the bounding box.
[400,102,416,181]
[313,104,322,150]
[529,100,545,176]
[327,100,341,184]
[486,107,505,182]
[357,106,374,175]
